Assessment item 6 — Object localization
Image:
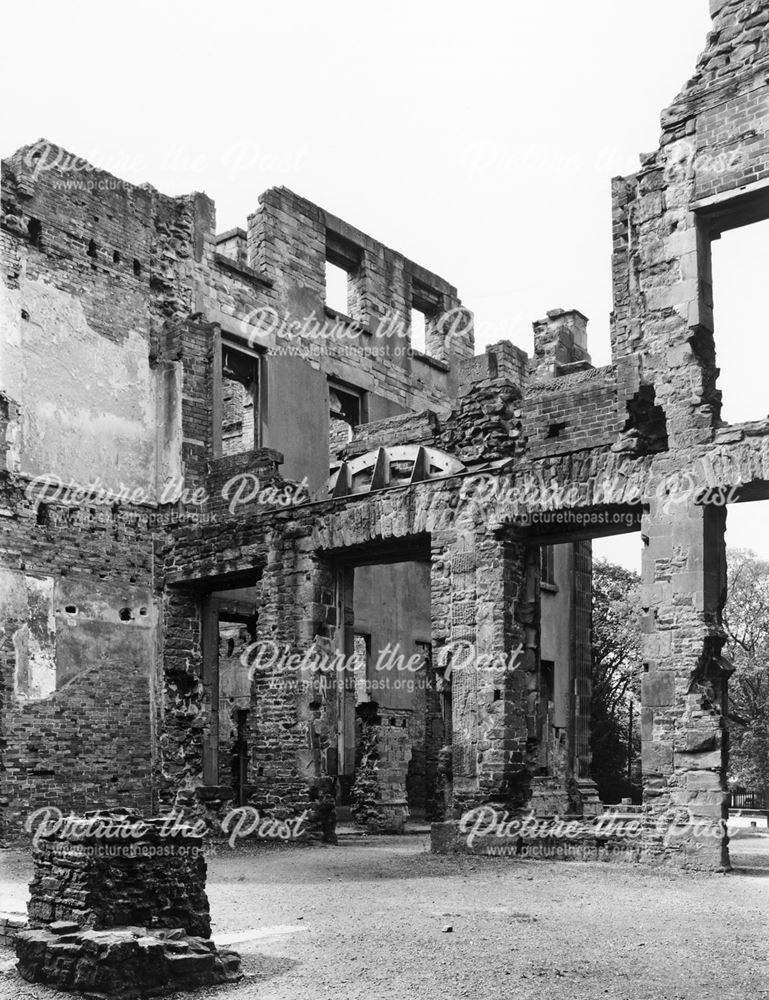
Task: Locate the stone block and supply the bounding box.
[49,920,80,935]
[430,821,461,854]
[674,748,722,770]
[679,730,716,753]
[685,770,724,791]
[642,671,675,707]
[642,740,674,775]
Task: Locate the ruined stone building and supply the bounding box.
[0,149,591,837]
[2,0,768,868]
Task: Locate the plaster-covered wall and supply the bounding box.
[0,273,158,493]
[354,560,431,712]
[0,568,157,833]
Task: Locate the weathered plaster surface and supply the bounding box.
[0,272,157,493]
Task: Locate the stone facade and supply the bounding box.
[1,1,766,870]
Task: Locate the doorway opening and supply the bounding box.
[531,517,643,810]
[723,496,769,871]
[332,550,444,831]
[201,581,258,804]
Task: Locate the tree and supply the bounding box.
[722,549,769,805]
[590,558,642,803]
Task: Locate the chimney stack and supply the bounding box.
[531,308,590,379]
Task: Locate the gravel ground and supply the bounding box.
[1,835,768,1000]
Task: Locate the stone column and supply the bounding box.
[572,539,601,814]
[249,530,334,819]
[640,499,729,869]
[443,530,479,812]
[335,564,356,783]
[442,527,531,814]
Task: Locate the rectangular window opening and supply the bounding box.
[325,231,363,320]
[329,379,366,458]
[410,307,427,355]
[325,260,351,316]
[220,341,260,457]
[540,544,556,587]
[709,214,769,425]
[411,279,442,358]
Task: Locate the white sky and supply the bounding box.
[2,0,764,572]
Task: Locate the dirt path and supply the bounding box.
[2,836,768,1000]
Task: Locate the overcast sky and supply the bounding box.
[2,0,765,571]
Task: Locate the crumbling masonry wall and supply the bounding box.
[607,0,769,867]
[2,1,768,869]
[0,137,476,838]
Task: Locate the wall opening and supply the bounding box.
[410,307,427,355]
[589,531,643,805]
[333,557,440,830]
[27,218,42,246]
[411,279,442,358]
[220,341,260,456]
[325,260,350,315]
[328,378,365,458]
[711,217,769,424]
[528,519,642,810]
[536,542,592,784]
[201,581,259,800]
[701,194,769,425]
[325,230,364,320]
[721,494,769,870]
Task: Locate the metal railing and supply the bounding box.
[729,791,766,810]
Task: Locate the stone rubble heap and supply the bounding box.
[15,811,242,998]
[16,923,241,999]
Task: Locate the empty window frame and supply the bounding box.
[540,544,556,587]
[329,381,363,426]
[325,260,350,315]
[325,230,364,319]
[709,218,769,425]
[697,185,769,425]
[411,306,427,354]
[411,278,442,357]
[216,340,262,457]
[328,379,366,452]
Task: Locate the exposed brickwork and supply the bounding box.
[28,820,211,936]
[2,1,766,871]
[16,812,240,996]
